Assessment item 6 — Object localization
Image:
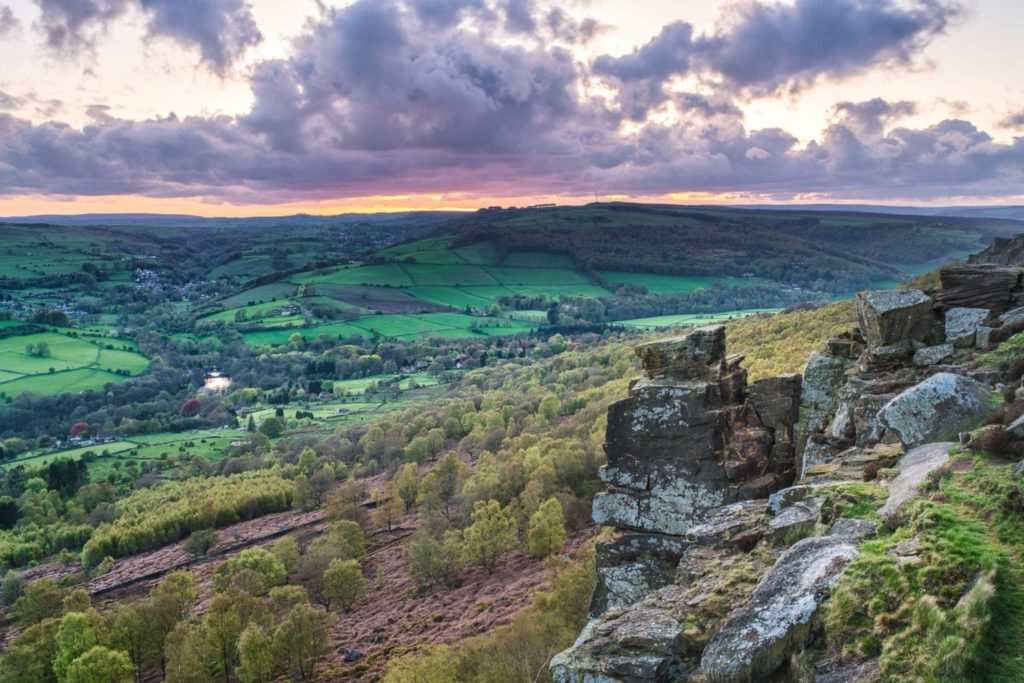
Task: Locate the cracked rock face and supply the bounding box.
[592,326,798,612]
[875,373,993,448]
[877,442,954,522]
[700,535,859,683]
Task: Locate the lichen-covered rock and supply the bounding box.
[875,373,993,448]
[877,442,954,521]
[856,289,934,348]
[912,343,954,367]
[683,500,768,549]
[829,518,877,540]
[945,307,990,348]
[800,352,850,435]
[635,326,726,381]
[767,497,823,545]
[700,535,859,683]
[593,532,690,613]
[550,604,684,683]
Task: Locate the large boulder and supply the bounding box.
[856,289,934,348]
[700,535,859,683]
[877,442,954,521]
[592,532,689,613]
[875,373,993,448]
[945,307,990,348]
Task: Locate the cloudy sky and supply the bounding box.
[0,0,1022,216]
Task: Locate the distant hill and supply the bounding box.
[734,203,1024,222]
[436,203,1021,294]
[0,211,464,230]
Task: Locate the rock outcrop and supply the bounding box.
[555,261,1013,683]
[592,326,799,606]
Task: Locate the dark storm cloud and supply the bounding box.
[2,1,1022,204]
[32,0,262,69]
[593,0,960,117]
[139,0,262,73]
[700,0,960,95]
[0,4,19,35]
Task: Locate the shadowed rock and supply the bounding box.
[700,535,859,683]
[912,343,953,367]
[635,325,726,381]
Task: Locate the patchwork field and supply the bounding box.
[0,330,150,399]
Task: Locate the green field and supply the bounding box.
[0,331,151,399]
[615,309,781,330]
[599,271,757,294]
[240,312,532,347]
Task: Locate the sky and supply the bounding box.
[0,0,1023,216]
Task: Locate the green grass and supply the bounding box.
[599,271,753,294]
[825,454,1024,682]
[484,266,590,286]
[220,282,297,307]
[0,330,150,399]
[294,263,415,287]
[616,309,778,330]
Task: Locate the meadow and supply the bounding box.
[0,330,151,399]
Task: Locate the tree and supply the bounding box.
[237,624,274,683]
[204,594,243,683]
[270,537,300,575]
[54,612,97,683]
[373,484,404,532]
[214,548,286,595]
[183,529,217,557]
[0,617,60,683]
[179,399,201,418]
[259,417,284,439]
[11,578,63,625]
[407,530,463,591]
[149,572,198,677]
[163,622,211,683]
[527,497,567,559]
[463,501,516,571]
[433,453,465,517]
[394,463,420,512]
[321,559,365,611]
[246,415,256,433]
[65,646,133,683]
[272,603,332,683]
[324,480,367,528]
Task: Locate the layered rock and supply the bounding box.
[937,264,1023,313]
[591,326,799,607]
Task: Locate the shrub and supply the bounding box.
[183,529,218,557]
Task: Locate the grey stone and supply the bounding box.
[976,326,995,350]
[550,603,683,683]
[856,289,933,348]
[1013,460,1024,478]
[999,306,1024,326]
[912,343,954,367]
[593,532,690,614]
[800,352,850,434]
[635,326,726,381]
[945,307,990,348]
[700,535,859,683]
[875,373,993,448]
[767,497,823,545]
[877,442,954,521]
[768,483,842,515]
[1008,414,1024,440]
[829,518,877,540]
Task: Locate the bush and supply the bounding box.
[184,529,218,557]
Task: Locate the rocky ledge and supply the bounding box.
[553,256,1024,683]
